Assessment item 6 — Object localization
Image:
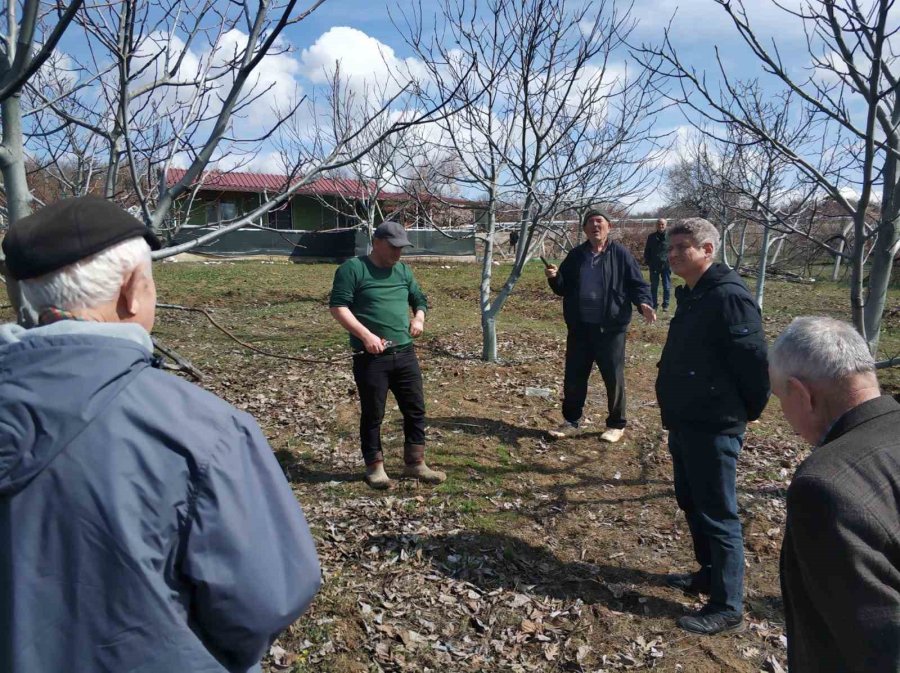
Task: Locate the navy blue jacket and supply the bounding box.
[0,321,321,673]
[655,263,770,434]
[547,241,652,331]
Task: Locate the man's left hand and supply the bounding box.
[639,304,657,325]
[410,316,425,337]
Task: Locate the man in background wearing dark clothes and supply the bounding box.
[771,316,900,673]
[643,217,670,310]
[656,218,769,635]
[545,209,655,444]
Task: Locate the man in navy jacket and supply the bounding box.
[545,209,655,443]
[0,197,320,673]
[656,218,769,636]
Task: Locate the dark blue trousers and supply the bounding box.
[669,428,744,614]
[649,265,671,309]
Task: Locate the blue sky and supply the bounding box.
[44,0,859,211]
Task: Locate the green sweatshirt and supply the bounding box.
[329,256,428,350]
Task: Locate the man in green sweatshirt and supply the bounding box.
[329,222,446,489]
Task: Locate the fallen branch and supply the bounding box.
[152,337,206,381]
[157,303,356,364]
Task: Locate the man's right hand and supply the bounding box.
[362,333,386,354]
[544,264,558,279]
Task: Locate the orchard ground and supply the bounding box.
[149,258,899,673]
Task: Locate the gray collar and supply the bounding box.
[0,320,153,352]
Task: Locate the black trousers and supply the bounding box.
[352,346,426,465]
[562,323,627,429]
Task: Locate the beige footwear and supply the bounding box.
[364,461,392,490]
[548,420,579,439]
[600,428,624,443]
[401,444,447,484]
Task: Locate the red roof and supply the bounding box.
[165,168,478,207]
[166,168,406,200]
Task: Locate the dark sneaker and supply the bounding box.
[548,420,579,439]
[665,571,711,595]
[677,607,744,635]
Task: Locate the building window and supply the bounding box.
[220,202,237,221]
[268,206,293,230]
[205,201,239,225]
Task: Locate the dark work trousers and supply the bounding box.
[669,428,744,614]
[649,265,671,309]
[562,323,627,429]
[352,346,426,465]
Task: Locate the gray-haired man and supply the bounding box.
[772,316,900,673]
[656,218,769,635]
[0,196,320,672]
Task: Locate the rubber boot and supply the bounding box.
[364,454,391,490]
[401,444,446,484]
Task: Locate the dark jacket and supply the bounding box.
[644,231,669,270]
[0,321,321,673]
[655,263,769,434]
[781,395,900,673]
[547,240,651,331]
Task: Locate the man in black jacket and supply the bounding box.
[656,218,769,635]
[545,209,655,443]
[643,218,671,310]
[771,316,900,673]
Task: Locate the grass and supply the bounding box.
[147,256,899,673]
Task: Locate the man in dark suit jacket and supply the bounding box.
[771,316,900,673]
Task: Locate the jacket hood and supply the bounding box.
[0,321,154,496]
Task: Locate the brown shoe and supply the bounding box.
[364,461,391,490]
[402,444,447,484]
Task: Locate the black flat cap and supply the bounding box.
[2,196,162,280]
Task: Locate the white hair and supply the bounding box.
[20,237,152,312]
[668,218,720,256]
[770,316,875,382]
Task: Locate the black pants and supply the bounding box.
[562,323,627,429]
[352,346,426,465]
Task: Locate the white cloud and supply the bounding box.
[298,26,426,94]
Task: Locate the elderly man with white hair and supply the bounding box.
[772,316,900,673]
[656,217,770,635]
[0,196,320,673]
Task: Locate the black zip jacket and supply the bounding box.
[644,231,669,270]
[656,263,770,434]
[547,241,652,331]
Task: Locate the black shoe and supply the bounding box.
[665,571,711,595]
[677,607,744,635]
[662,305,669,311]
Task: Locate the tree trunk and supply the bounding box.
[831,222,852,281]
[480,208,498,362]
[755,222,770,310]
[863,140,899,354]
[481,312,498,362]
[0,93,35,325]
[734,222,748,270]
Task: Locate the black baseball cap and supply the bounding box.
[372,221,412,247]
[2,195,162,280]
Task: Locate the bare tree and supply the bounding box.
[299,69,421,245]
[404,0,664,361]
[642,0,900,354]
[0,0,84,323]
